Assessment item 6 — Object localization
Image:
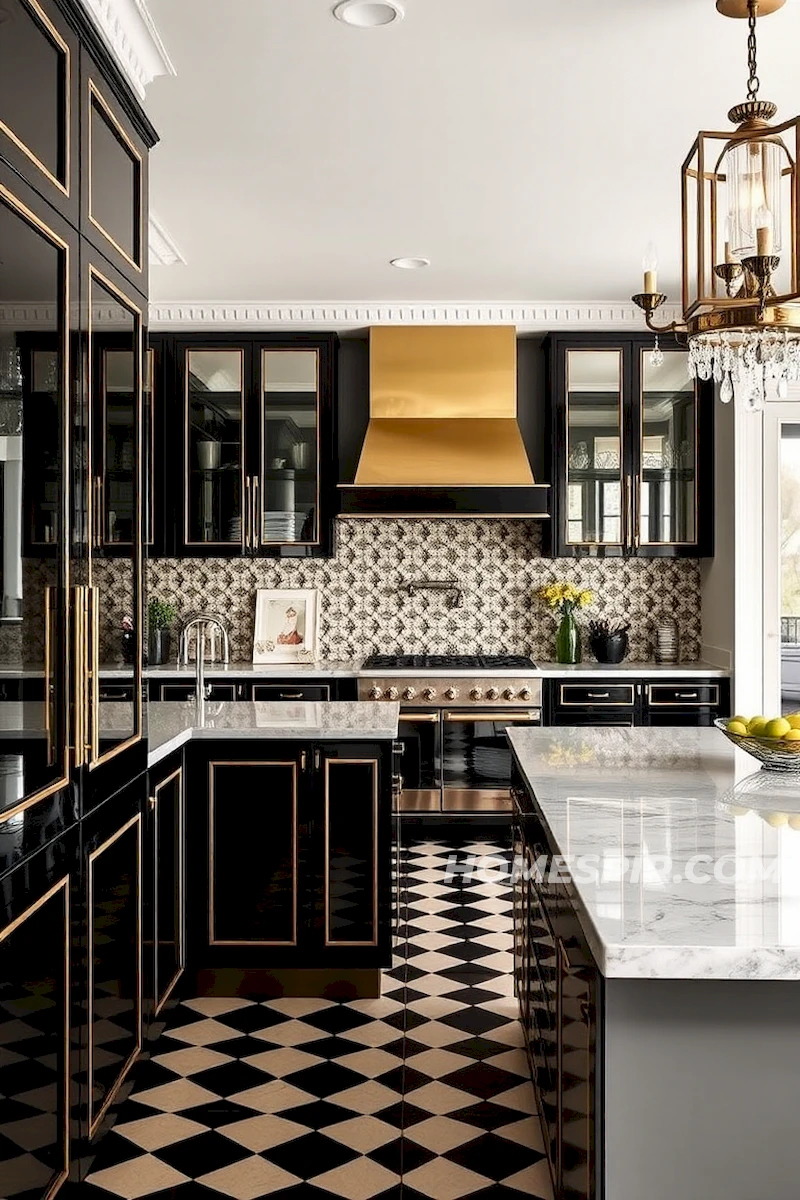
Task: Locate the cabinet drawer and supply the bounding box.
[158,683,237,702]
[556,683,635,708]
[647,683,720,707]
[252,684,331,702]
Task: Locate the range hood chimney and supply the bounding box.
[338,326,549,518]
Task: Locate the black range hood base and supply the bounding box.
[337,485,550,518]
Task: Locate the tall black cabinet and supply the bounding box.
[1,0,157,1192]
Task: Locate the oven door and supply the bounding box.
[442,709,540,812]
[395,711,441,812]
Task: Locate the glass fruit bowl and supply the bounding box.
[714,718,800,773]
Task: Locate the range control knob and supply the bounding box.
[422,687,437,701]
[486,687,500,701]
[470,686,483,701]
[402,686,417,701]
[444,687,459,700]
[503,687,516,701]
[519,686,532,701]
[385,687,399,701]
[369,686,382,700]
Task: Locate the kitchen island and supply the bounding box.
[507,725,800,1200]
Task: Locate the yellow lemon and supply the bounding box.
[731,715,750,726]
[789,816,800,831]
[785,713,800,731]
[727,720,748,736]
[783,729,800,742]
[764,717,791,739]
[748,716,768,735]
[764,812,789,827]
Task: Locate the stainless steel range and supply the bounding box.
[358,655,542,814]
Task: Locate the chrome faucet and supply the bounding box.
[178,614,231,705]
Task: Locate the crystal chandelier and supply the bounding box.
[632,0,800,410]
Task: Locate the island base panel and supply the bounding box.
[190,966,381,1000]
[605,978,800,1200]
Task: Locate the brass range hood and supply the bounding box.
[338,326,550,518]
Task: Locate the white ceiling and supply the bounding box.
[143,0,800,307]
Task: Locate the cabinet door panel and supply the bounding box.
[209,760,297,945]
[86,80,143,275]
[153,767,184,1013]
[638,349,698,548]
[324,757,378,946]
[259,349,320,548]
[0,874,70,1200]
[0,182,72,823]
[183,347,245,550]
[87,812,141,1135]
[565,350,625,549]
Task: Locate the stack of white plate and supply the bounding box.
[654,618,679,663]
[263,511,296,542]
[226,517,242,541]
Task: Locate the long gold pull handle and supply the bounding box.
[443,711,539,722]
[244,475,251,550]
[72,587,87,769]
[44,586,54,767]
[251,476,259,548]
[88,586,100,763]
[633,472,640,550]
[625,475,632,551]
[399,713,440,724]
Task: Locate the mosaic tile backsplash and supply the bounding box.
[87,519,704,664]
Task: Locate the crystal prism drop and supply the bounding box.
[720,374,733,404]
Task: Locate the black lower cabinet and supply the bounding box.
[546,676,730,728]
[145,752,185,1035]
[0,827,79,1200]
[512,773,601,1200]
[81,779,145,1147]
[188,740,393,974]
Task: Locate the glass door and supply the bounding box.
[258,348,320,548]
[780,424,800,715]
[95,346,153,550]
[184,346,244,550]
[0,183,71,823]
[565,349,626,551]
[638,349,697,549]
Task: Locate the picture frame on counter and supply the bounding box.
[253,588,319,663]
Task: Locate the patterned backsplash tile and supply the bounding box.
[90,519,707,665]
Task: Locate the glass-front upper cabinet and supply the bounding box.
[182,346,245,553]
[546,335,712,558]
[638,349,698,550]
[92,346,153,552]
[258,349,320,548]
[564,349,626,552]
[0,182,72,823]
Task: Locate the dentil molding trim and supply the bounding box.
[77,0,175,100]
[148,301,685,332]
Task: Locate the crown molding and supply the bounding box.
[149,214,186,267]
[147,300,685,332]
[77,0,175,100]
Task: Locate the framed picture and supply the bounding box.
[253,589,319,664]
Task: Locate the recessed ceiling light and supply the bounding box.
[390,257,430,270]
[333,1,404,28]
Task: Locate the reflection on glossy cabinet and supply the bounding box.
[148,759,184,1021]
[545,333,713,558]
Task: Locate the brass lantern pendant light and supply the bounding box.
[632,0,800,408]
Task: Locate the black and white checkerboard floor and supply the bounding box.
[79,838,552,1199]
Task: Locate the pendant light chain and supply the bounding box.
[747,0,760,101]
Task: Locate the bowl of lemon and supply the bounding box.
[715,713,800,772]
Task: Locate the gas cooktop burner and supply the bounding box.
[362,654,537,670]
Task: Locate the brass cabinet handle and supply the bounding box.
[399,712,440,723]
[676,692,699,700]
[88,586,100,761]
[71,587,87,769]
[587,692,611,699]
[444,711,539,722]
[279,692,304,700]
[251,475,259,548]
[625,474,632,551]
[300,750,307,772]
[244,476,251,550]
[633,473,640,550]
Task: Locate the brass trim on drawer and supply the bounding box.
[558,684,635,707]
[647,684,720,707]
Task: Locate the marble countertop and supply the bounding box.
[534,661,728,678]
[146,700,400,767]
[507,726,800,981]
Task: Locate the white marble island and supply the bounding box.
[507,726,800,1200]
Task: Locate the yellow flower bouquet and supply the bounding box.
[539,581,593,664]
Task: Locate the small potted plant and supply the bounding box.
[539,581,593,664]
[148,597,177,666]
[588,618,630,665]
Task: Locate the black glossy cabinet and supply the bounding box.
[512,776,599,1200]
[545,334,713,558]
[151,333,337,558]
[145,753,184,1027]
[189,740,392,971]
[546,676,729,727]
[146,678,340,702]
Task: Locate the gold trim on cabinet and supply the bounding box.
[637,348,700,547]
[442,788,512,813]
[324,757,379,948]
[183,347,246,548]
[0,0,71,197]
[88,813,142,1138]
[558,684,635,707]
[0,875,70,1200]
[395,788,441,813]
[208,761,298,946]
[443,711,539,722]
[87,79,143,272]
[153,767,185,1015]
[399,712,440,723]
[87,265,143,768]
[564,348,625,548]
[260,348,321,545]
[647,684,720,707]
[0,185,71,822]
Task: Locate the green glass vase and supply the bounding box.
[555,608,581,664]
